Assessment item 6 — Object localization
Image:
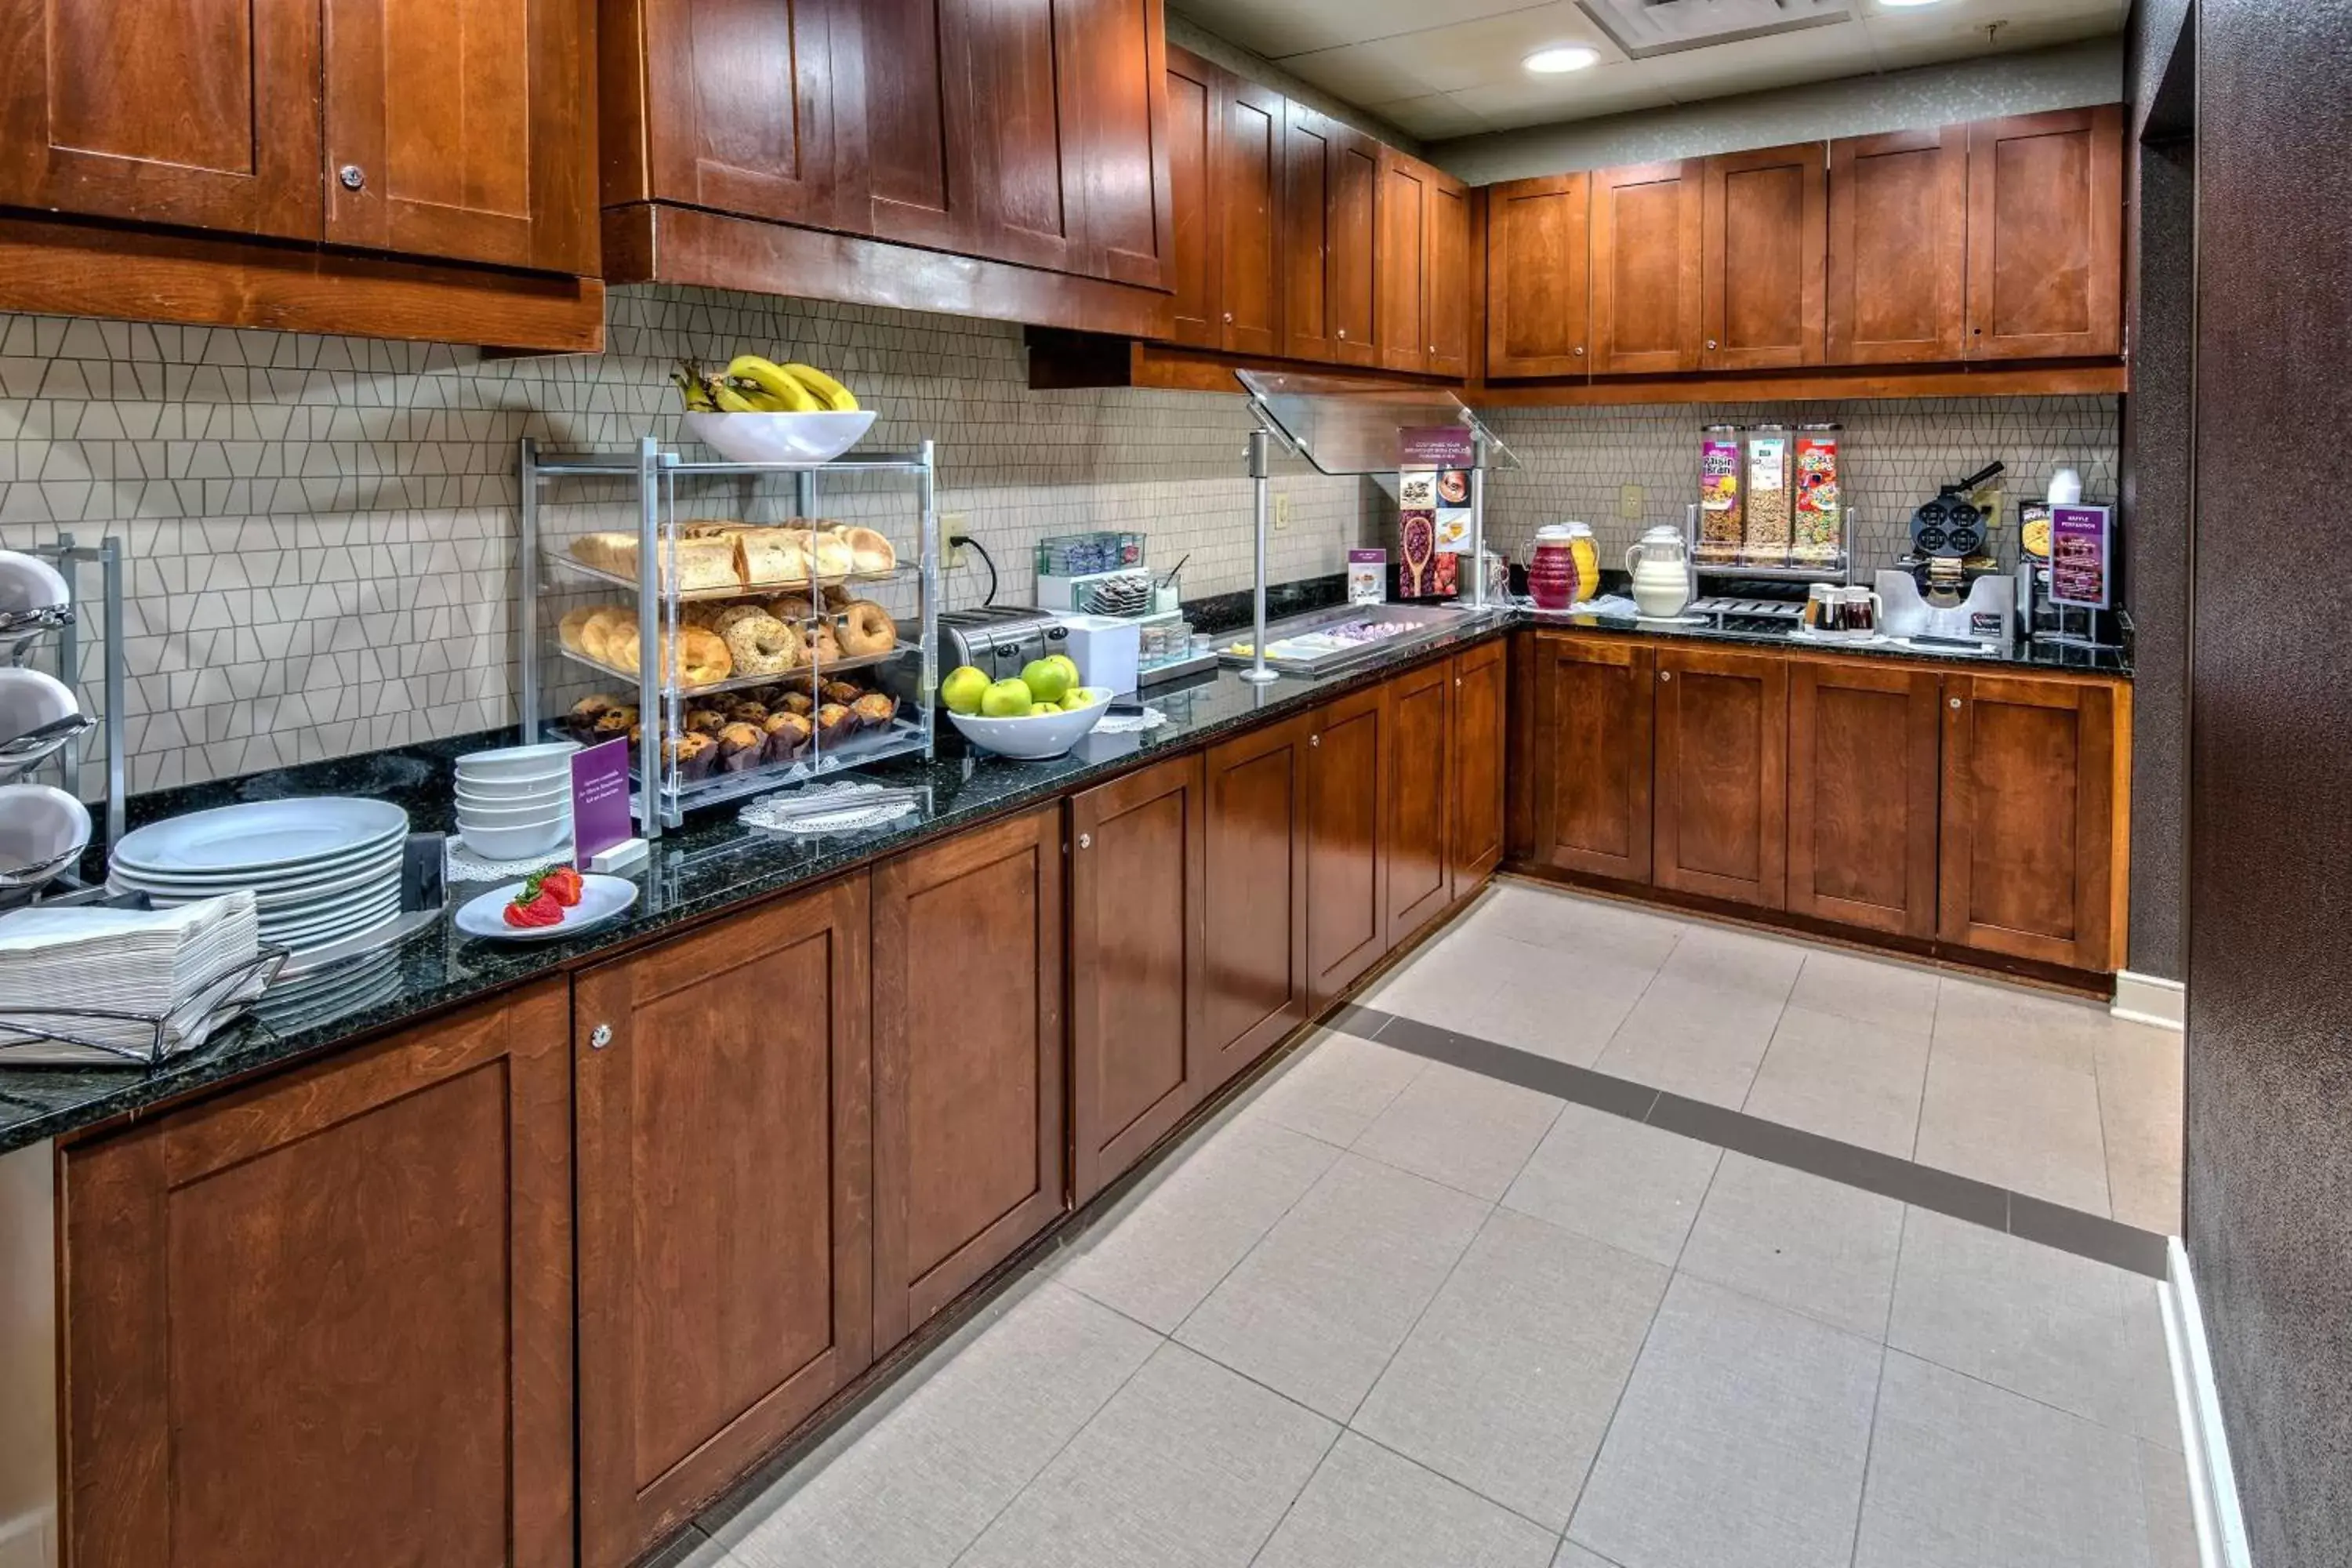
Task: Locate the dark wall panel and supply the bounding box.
[2189,2,2352,1564]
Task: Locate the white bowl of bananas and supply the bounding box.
[677,355,876,466]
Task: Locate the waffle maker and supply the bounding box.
[1906,460,2005,599]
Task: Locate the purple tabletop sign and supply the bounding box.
[569,739,633,865]
[1399,425,1475,468]
[2049,504,2112,609]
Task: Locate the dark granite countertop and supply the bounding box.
[0,611,1515,1157]
[1523,608,2136,677]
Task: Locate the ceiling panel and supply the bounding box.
[1170,0,1555,60]
[1286,3,1620,100]
[1441,66,1679,130]
[1368,93,1501,140]
[1634,18,1881,97]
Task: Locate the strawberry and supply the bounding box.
[503,887,564,929]
[539,866,584,908]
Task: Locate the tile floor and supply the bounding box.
[666,883,2195,1568]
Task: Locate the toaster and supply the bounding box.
[938,606,1072,684]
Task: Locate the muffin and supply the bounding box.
[763,710,813,762]
[667,732,717,782]
[851,691,897,730]
[590,704,637,744]
[717,721,766,773]
[820,679,864,706]
[775,688,815,717]
[681,706,728,736]
[568,693,622,744]
[722,698,771,726]
[815,702,855,745]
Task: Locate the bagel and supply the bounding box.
[615,626,733,688]
[579,607,636,666]
[807,619,842,666]
[557,606,600,654]
[805,529,855,580]
[708,603,771,637]
[765,593,817,622]
[837,599,898,658]
[722,612,801,677]
[841,525,895,575]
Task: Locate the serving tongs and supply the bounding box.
[0,602,75,662]
[0,712,97,775]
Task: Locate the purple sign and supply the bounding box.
[2049,504,2112,609]
[569,738,633,865]
[1399,425,1475,468]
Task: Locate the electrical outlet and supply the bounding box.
[942,514,971,567]
[1274,493,1292,530]
[1619,485,1645,521]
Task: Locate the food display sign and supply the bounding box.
[570,738,634,863]
[1398,426,1475,468]
[2049,504,2113,608]
[1348,548,1388,604]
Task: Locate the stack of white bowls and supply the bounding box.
[108,798,409,955]
[455,742,578,861]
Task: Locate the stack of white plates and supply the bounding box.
[455,741,578,861]
[107,799,410,955]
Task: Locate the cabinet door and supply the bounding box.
[62,981,574,1568]
[1063,0,1171,288]
[1486,173,1590,379]
[323,0,594,272]
[575,880,872,1568]
[950,0,1086,272]
[1328,125,1381,366]
[1965,106,2124,360]
[1205,713,1312,1090]
[1827,127,1966,365]
[1940,674,2121,969]
[0,0,322,239]
[1450,638,1508,894]
[1532,634,1654,882]
[1653,645,1788,909]
[1282,100,1338,362]
[1218,74,1285,354]
[1425,172,1472,378]
[1386,661,1454,943]
[1590,160,1702,375]
[616,0,865,232]
[1306,683,1389,1006]
[1163,45,1221,347]
[1787,659,1940,937]
[1377,148,1429,373]
[865,0,963,249]
[1701,141,1826,370]
[1071,754,1206,1204]
[873,805,1067,1345]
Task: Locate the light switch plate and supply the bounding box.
[1274,493,1291,529]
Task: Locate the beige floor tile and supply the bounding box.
[1469,883,1687,970]
[1363,927,1523,1024]
[1932,975,2121,1076]
[1501,1103,1722,1269]
[1593,973,1788,1107]
[1248,1032,1427,1149]
[1739,1004,1931,1157]
[2140,1439,2200,1568]
[1915,1045,2112,1214]
[1461,952,1656,1066]
[1657,922,1806,1002]
[1676,1153,1905,1339]
[1255,1433,1559,1568]
[2095,1025,2185,1235]
[1787,948,1941,1033]
[1352,1059,1566,1200]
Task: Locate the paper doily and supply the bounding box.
[446,837,576,884]
[740,782,920,836]
[1094,707,1169,735]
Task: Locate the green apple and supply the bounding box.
[1058,692,1091,712]
[1029,702,1058,717]
[940,665,990,716]
[980,678,1034,718]
[1019,656,1073,705]
[1044,652,1081,690]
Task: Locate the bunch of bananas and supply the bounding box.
[673,355,861,414]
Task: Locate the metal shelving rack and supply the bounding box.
[518,437,940,838]
[11,535,126,843]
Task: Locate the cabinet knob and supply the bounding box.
[1310,733,1320,747]
[1573,346,1584,356]
[1428,343,1438,353]
[589,1023,612,1050]
[1659,670,1672,682]
[1950,697,1963,710]
[1223,311,1234,323]
[1706,339,1718,350]
[1077,832,1092,849]
[338,164,366,191]
[1338,328,1348,339]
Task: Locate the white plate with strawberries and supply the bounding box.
[455,867,640,942]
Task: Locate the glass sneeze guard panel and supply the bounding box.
[1233,369,1519,477]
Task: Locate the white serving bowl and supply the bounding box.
[456,797,572,829]
[682,410,877,466]
[0,551,71,618]
[0,782,92,887]
[0,666,83,746]
[945,688,1111,760]
[458,817,572,862]
[455,778,571,811]
[455,739,580,784]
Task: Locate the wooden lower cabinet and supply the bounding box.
[1788,659,1941,937]
[1940,673,2125,970]
[871,805,1068,1347]
[1530,633,1655,881]
[1450,639,1508,895]
[1305,682,1389,1006]
[574,880,873,1568]
[1385,659,1454,943]
[1070,754,1207,1203]
[60,980,575,1568]
[1652,644,1788,909]
[1203,713,1313,1090]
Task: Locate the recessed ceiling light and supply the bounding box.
[1523,45,1601,73]
[1876,0,1950,7]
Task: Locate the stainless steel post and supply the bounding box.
[56,532,78,803]
[1468,431,1489,610]
[636,436,663,839]
[101,539,125,842]
[517,437,541,742]
[1242,429,1278,685]
[917,441,941,742]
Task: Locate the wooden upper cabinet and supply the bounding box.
[1163,45,1221,347]
[1305,682,1390,1006]
[1653,644,1788,909]
[1070,754,1207,1203]
[606,0,866,233]
[1219,74,1285,355]
[61,980,575,1568]
[1328,125,1381,366]
[954,0,1086,272]
[1700,141,1826,370]
[1204,713,1312,1090]
[1590,159,1703,375]
[322,0,594,271]
[1532,633,1654,882]
[1377,147,1430,372]
[1486,172,1590,379]
[574,880,873,1568]
[1386,660,1454,942]
[1450,638,1508,894]
[1827,126,1966,365]
[1940,673,2125,970]
[1424,171,1472,378]
[0,0,322,239]
[1060,0,1171,288]
[863,0,961,247]
[871,805,1067,1347]
[1965,105,2123,359]
[1787,658,1940,938]
[1281,100,1338,362]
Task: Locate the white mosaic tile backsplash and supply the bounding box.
[0,287,2117,797]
